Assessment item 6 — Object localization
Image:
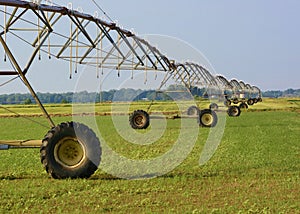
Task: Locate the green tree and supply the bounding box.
[24,98,32,105]
[61,99,68,104]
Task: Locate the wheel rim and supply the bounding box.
[187,106,199,115]
[201,113,213,126]
[210,104,218,110]
[190,108,197,115]
[231,107,239,116]
[54,137,86,168]
[134,115,146,127]
[240,103,247,109]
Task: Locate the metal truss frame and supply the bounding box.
[0,0,262,130]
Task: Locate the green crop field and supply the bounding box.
[0,98,299,213]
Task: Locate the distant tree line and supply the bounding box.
[0,86,206,104]
[262,88,300,98]
[0,87,298,104]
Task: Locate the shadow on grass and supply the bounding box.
[90,171,222,180]
[1,168,273,181]
[90,173,122,180]
[161,171,220,179]
[0,174,46,180]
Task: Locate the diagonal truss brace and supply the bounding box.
[0,33,55,127]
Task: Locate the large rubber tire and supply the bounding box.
[187,106,200,116]
[239,102,248,109]
[247,99,254,106]
[209,103,219,111]
[198,109,218,128]
[40,122,101,179]
[227,106,241,117]
[224,100,231,107]
[258,97,263,102]
[129,110,150,129]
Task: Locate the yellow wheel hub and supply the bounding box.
[54,137,85,168]
[134,115,145,126]
[232,108,238,115]
[201,113,213,126]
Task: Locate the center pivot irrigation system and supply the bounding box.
[0,0,262,179]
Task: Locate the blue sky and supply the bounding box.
[1,0,299,93]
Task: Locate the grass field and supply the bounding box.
[0,98,299,213]
[0,97,299,117]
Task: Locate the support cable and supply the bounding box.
[0,76,19,88]
[90,0,114,23]
[0,105,49,129]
